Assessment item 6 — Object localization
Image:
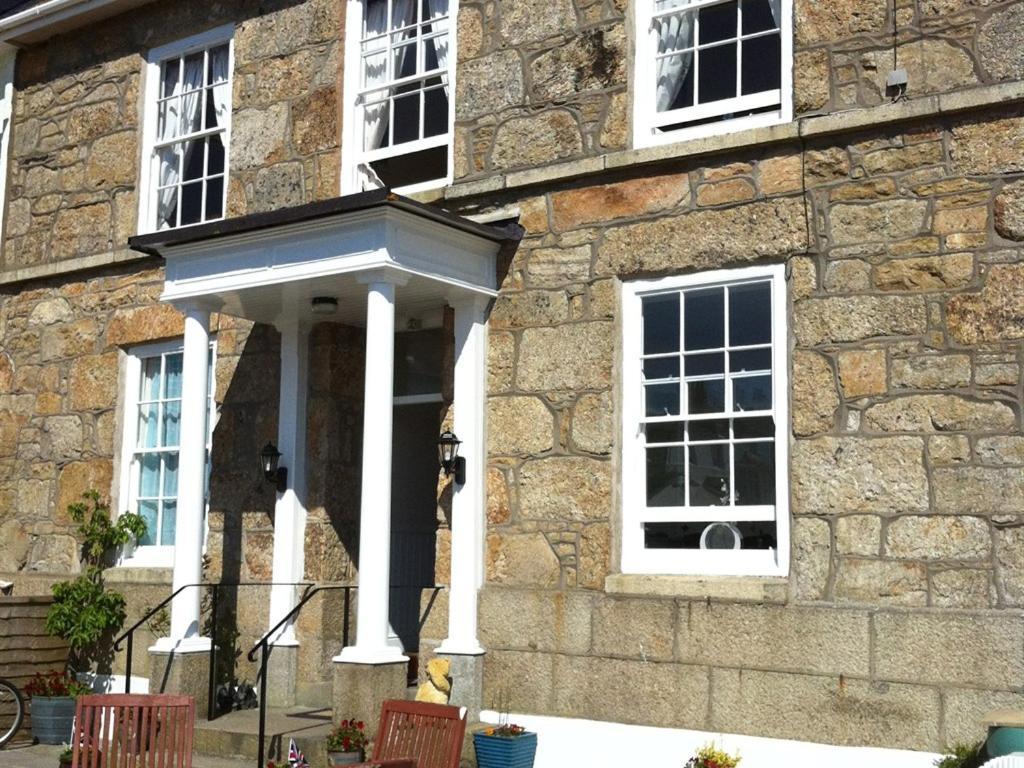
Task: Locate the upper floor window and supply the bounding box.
[620,265,789,576]
[342,0,455,194]
[139,26,233,233]
[633,0,792,147]
[118,339,216,567]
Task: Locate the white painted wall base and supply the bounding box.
[478,711,941,768]
[77,673,150,694]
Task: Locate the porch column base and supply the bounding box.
[148,646,211,705]
[436,652,485,723]
[266,645,299,708]
[331,661,408,740]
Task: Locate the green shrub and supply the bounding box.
[934,741,987,768]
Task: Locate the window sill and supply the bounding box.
[106,565,173,585]
[605,573,788,603]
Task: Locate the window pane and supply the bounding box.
[683,288,723,350]
[697,41,737,104]
[162,453,179,497]
[741,33,781,95]
[687,379,724,413]
[160,59,180,99]
[688,443,729,505]
[142,357,162,401]
[729,282,771,345]
[644,521,776,549]
[699,1,737,44]
[646,447,685,507]
[644,356,680,380]
[180,181,203,226]
[742,0,778,34]
[733,374,771,411]
[660,53,695,112]
[734,441,774,505]
[646,422,686,443]
[689,419,729,441]
[138,501,158,546]
[162,401,182,447]
[205,176,224,220]
[208,44,230,83]
[160,502,177,546]
[646,383,680,417]
[182,140,204,181]
[363,50,388,88]
[423,85,448,138]
[138,403,159,449]
[734,416,774,438]
[393,91,420,144]
[140,453,161,497]
[158,100,180,141]
[685,352,724,377]
[164,353,183,398]
[730,348,771,372]
[642,294,680,354]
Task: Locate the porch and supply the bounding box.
[125,191,520,713]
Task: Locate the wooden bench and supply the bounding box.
[354,700,467,768]
[71,693,195,768]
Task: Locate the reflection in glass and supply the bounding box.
[688,379,724,413]
[688,443,729,505]
[684,288,723,350]
[729,282,771,346]
[642,294,680,354]
[734,441,774,505]
[733,374,771,411]
[646,383,680,417]
[646,447,685,507]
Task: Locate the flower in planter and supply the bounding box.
[23,671,91,698]
[684,742,741,768]
[481,724,527,737]
[325,718,368,754]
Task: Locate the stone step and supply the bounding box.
[193,706,334,765]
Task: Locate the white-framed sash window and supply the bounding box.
[138,25,234,233]
[633,0,792,147]
[341,0,456,195]
[620,265,789,576]
[118,339,216,567]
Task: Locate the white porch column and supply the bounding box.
[335,274,408,664]
[437,296,488,656]
[268,321,309,645]
[152,305,211,653]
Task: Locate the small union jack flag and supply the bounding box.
[288,738,309,768]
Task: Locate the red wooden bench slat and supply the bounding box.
[71,694,194,768]
[352,700,465,768]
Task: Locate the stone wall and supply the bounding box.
[460,101,1024,749]
[452,0,1024,181]
[3,0,343,277]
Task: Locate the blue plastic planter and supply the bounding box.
[987,726,1024,757]
[473,731,537,768]
[31,696,75,745]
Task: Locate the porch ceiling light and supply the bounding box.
[259,442,287,492]
[311,296,338,314]
[437,430,466,486]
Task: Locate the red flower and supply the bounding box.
[341,719,349,727]
[342,738,350,751]
[356,721,364,730]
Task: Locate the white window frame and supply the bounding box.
[632,0,793,149]
[117,338,217,568]
[620,264,789,576]
[340,0,458,196]
[137,25,235,235]
[0,43,15,243]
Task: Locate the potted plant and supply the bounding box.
[58,744,73,768]
[45,492,146,670]
[23,671,91,745]
[684,742,741,768]
[325,718,368,766]
[934,741,987,768]
[473,723,537,768]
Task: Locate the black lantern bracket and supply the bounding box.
[259,442,288,493]
[437,430,466,486]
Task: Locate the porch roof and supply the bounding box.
[128,190,520,328]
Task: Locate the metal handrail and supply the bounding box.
[246,584,356,768]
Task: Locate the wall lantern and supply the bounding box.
[437,431,466,485]
[259,442,288,492]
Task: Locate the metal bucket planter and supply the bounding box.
[31,696,76,745]
[473,731,537,768]
[327,751,365,766]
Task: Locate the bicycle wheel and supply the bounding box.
[0,677,25,747]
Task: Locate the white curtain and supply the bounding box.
[655,0,694,113]
[156,70,183,228]
[425,0,449,96]
[209,46,230,129]
[362,0,391,153]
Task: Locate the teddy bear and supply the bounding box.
[414,657,452,705]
